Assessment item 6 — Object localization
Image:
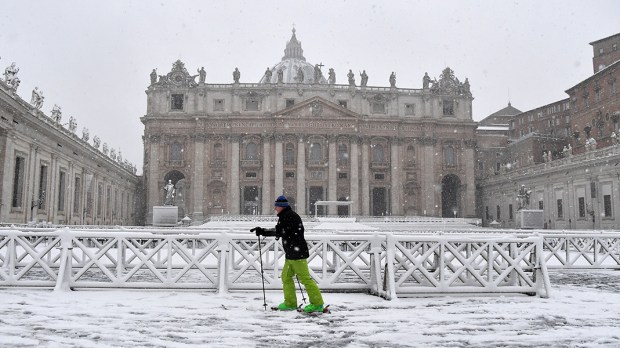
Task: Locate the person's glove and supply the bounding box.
[250,227,264,236]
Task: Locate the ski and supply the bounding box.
[297,304,331,315]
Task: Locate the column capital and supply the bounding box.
[419,137,437,146]
[274,134,284,142]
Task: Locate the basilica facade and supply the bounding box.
[142,30,477,224]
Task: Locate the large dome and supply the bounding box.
[258,29,328,84]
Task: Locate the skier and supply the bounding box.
[251,195,325,313]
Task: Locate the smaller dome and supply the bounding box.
[258,29,328,85]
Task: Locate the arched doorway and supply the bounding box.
[441,174,461,218]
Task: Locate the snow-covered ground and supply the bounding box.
[2,270,620,348]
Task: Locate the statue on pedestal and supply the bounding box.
[82,127,89,142]
[150,69,157,85]
[263,67,272,83]
[517,185,531,210]
[347,69,355,86]
[197,67,206,84]
[93,135,101,150]
[423,72,431,89]
[68,116,77,133]
[277,68,284,83]
[163,180,176,205]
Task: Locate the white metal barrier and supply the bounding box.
[0,228,555,298]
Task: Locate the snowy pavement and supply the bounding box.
[1,270,620,348]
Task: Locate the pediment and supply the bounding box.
[277,96,360,119]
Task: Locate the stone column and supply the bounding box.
[361,137,370,216]
[192,134,206,222]
[229,135,240,214]
[274,135,284,198]
[262,135,272,214]
[296,135,306,214]
[27,144,38,223]
[48,153,57,220]
[328,136,337,215]
[463,140,476,218]
[147,135,161,224]
[390,138,402,215]
[349,136,360,215]
[420,138,437,216]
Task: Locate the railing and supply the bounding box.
[0,228,551,298]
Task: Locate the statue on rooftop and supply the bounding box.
[360,70,368,87]
[93,135,100,150]
[389,72,396,87]
[51,104,62,123]
[277,68,284,83]
[197,67,206,84]
[423,72,431,89]
[296,66,304,83]
[233,67,240,83]
[82,127,89,142]
[102,143,109,156]
[68,116,77,133]
[4,62,19,84]
[347,69,355,86]
[30,87,44,109]
[150,69,157,85]
[264,67,272,83]
[313,64,323,83]
[328,68,336,85]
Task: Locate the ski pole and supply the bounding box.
[296,275,307,304]
[257,234,267,311]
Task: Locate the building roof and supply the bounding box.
[589,32,620,45]
[487,102,522,118]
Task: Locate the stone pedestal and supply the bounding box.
[516,209,544,229]
[152,206,178,227]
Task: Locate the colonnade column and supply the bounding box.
[146,135,161,224]
[229,136,240,214]
[463,140,476,218]
[390,138,402,216]
[274,135,284,198]
[328,136,337,215]
[349,136,359,215]
[26,144,38,223]
[48,153,57,220]
[262,135,272,214]
[296,136,306,214]
[361,137,370,216]
[192,134,206,222]
[420,138,437,216]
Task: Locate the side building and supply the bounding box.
[477,32,620,229]
[142,30,478,224]
[0,73,141,225]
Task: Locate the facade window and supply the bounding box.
[170,142,182,162]
[578,197,586,218]
[478,161,483,171]
[73,177,81,214]
[338,173,348,179]
[372,102,386,114]
[106,186,111,219]
[338,144,348,164]
[286,99,295,108]
[171,94,184,110]
[372,144,385,162]
[245,172,256,178]
[12,156,26,208]
[309,143,322,161]
[442,100,454,116]
[485,206,490,220]
[539,200,544,210]
[444,146,456,166]
[603,194,612,217]
[509,204,513,220]
[245,98,259,111]
[496,205,501,221]
[407,145,416,163]
[375,173,385,180]
[38,165,48,209]
[214,143,223,159]
[405,103,415,115]
[285,172,295,178]
[245,142,258,160]
[338,100,348,108]
[556,199,563,219]
[612,80,618,95]
[284,143,295,165]
[58,171,66,212]
[310,171,323,179]
[213,99,225,111]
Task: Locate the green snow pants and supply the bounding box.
[282,258,324,307]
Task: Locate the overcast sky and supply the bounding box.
[2,1,619,174]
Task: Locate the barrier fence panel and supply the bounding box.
[541,233,620,269]
[383,235,550,298]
